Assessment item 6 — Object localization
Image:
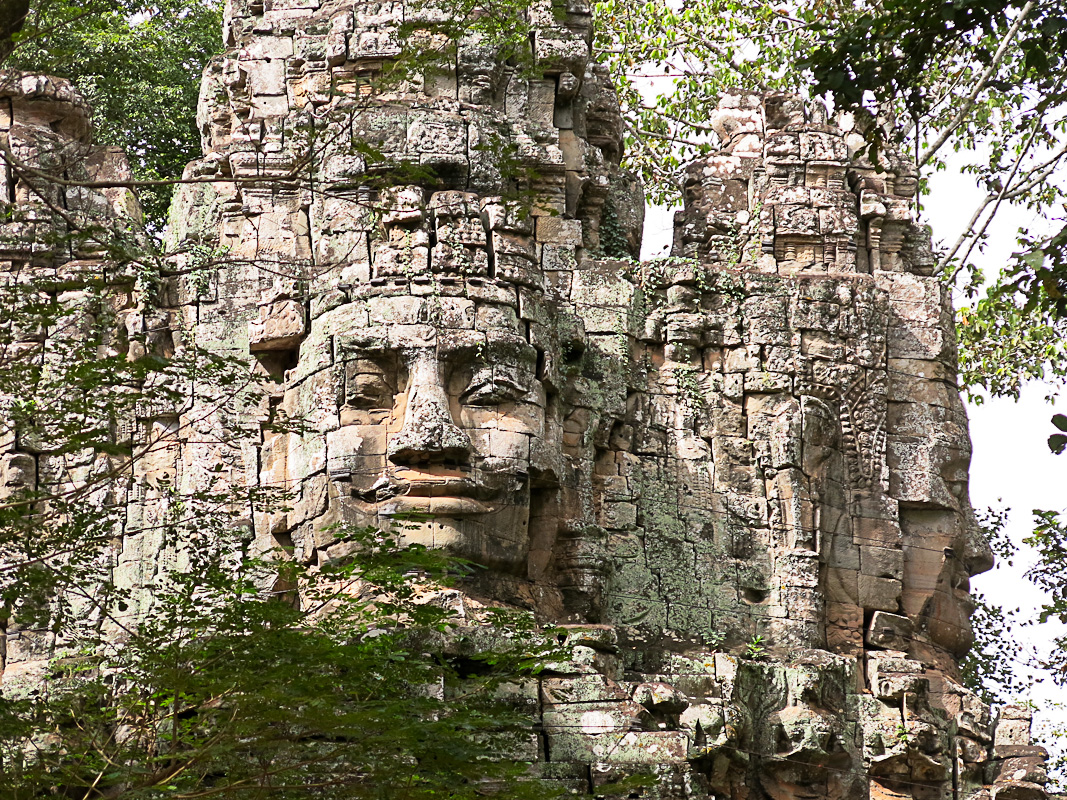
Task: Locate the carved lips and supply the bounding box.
[372,469,493,517]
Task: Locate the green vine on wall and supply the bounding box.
[188,244,226,300]
[598,196,630,260]
[672,363,706,410]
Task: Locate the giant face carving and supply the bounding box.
[896,422,994,660]
[327,294,553,574]
[201,0,635,607]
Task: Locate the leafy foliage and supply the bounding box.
[997,220,1067,324]
[805,0,1027,123]
[1037,702,1067,790]
[1049,412,1067,454]
[1,521,566,798]
[742,634,767,661]
[1025,509,1067,684]
[1026,510,1067,626]
[958,507,1030,702]
[957,292,1067,402]
[7,0,224,230]
[593,0,851,203]
[1024,407,1067,686]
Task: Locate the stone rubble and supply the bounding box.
[0,2,1057,799]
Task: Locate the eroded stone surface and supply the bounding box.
[0,70,146,690]
[0,4,1052,799]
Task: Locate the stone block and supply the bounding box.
[350,28,401,59]
[866,611,913,651]
[532,30,589,76]
[246,58,287,96]
[408,111,467,155]
[886,320,948,361]
[852,512,902,548]
[290,472,329,525]
[826,602,863,653]
[248,298,306,351]
[542,699,650,735]
[558,624,618,652]
[995,708,1033,747]
[545,730,689,764]
[573,297,631,343]
[536,216,583,246]
[524,78,556,129]
[861,546,904,579]
[858,574,901,612]
[991,782,1047,800]
[868,654,927,701]
[723,345,760,372]
[992,746,1049,786]
[541,674,629,705]
[250,92,289,117]
[799,130,847,161]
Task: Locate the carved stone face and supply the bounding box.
[181,0,631,593]
[328,294,551,574]
[898,436,993,659]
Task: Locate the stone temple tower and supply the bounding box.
[0,1,1055,798]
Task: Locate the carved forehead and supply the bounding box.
[338,323,536,363]
[334,287,558,359]
[353,289,539,327]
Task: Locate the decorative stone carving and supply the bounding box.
[0,5,1053,800]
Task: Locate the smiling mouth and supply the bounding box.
[355,470,493,517]
[379,495,491,517]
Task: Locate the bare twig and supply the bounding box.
[941,119,1042,277]
[920,0,1036,167]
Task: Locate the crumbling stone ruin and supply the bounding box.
[0,1,1057,798]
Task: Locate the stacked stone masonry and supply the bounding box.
[0,1,1056,799]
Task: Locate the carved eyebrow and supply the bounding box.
[438,337,537,365]
[492,341,538,365]
[336,329,391,357]
[336,330,536,367]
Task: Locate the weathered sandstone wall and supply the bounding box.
[0,3,1055,798]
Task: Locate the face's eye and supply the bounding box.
[346,360,397,410]
[348,376,394,409]
[462,368,527,406]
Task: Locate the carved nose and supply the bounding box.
[388,395,472,464]
[388,356,472,465]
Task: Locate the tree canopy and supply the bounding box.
[6,0,223,230]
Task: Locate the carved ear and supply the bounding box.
[527,482,560,582]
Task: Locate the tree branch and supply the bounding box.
[920,0,1035,167]
[942,119,1042,276]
